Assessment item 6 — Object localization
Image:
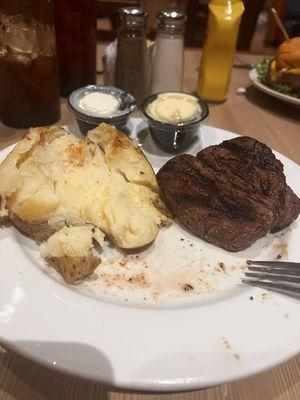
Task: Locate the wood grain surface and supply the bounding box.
[0,47,299,400]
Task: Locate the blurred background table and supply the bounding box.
[0,47,300,400]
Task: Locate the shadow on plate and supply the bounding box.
[0,341,112,399]
[135,120,202,157]
[245,86,300,122]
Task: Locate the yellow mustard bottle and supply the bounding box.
[196,0,244,102]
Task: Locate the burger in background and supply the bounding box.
[257,36,300,98]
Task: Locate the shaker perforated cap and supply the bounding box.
[157,10,187,31]
[118,7,148,26]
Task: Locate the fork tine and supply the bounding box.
[248,266,300,277]
[247,260,300,269]
[243,261,300,298]
[242,279,300,296]
[245,272,300,284]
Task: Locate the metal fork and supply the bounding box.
[242,260,300,298]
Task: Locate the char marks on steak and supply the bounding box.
[157,136,300,252]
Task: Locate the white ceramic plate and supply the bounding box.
[249,68,300,107]
[0,119,300,392]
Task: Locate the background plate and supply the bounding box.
[249,68,300,107]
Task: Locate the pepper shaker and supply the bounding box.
[150,11,187,95]
[115,7,148,107]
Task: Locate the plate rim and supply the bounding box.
[0,121,300,392]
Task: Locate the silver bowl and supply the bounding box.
[141,92,209,152]
[69,85,136,135]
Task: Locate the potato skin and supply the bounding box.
[10,212,57,242]
[0,215,10,227]
[45,255,101,284]
[152,195,173,224]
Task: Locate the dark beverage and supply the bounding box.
[0,55,60,128]
[54,0,97,97]
[0,1,60,128]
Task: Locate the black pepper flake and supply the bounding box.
[246,260,251,265]
[183,284,194,291]
[276,254,282,260]
[250,296,254,300]
[140,171,145,175]
[180,238,184,241]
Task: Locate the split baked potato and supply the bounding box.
[0,123,171,283]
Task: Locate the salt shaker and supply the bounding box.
[115,7,148,106]
[150,11,187,94]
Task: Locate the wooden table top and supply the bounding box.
[0,48,299,400]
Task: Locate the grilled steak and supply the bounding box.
[157,136,300,252]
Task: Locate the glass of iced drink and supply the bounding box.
[0,0,60,128]
[54,0,97,97]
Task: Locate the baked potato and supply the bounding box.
[0,123,171,283]
[10,212,57,242]
[87,123,158,191]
